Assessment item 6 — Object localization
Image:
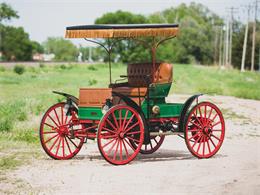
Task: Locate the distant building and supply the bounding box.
[32,53,55,61]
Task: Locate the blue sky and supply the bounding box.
[3,0,253,46]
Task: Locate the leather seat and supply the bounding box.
[111,62,173,100]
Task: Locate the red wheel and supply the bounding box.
[184,102,225,158]
[130,135,165,154]
[40,102,84,160]
[97,105,144,165]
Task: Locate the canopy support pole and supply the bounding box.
[84,38,123,84]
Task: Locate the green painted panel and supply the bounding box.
[141,99,183,118]
[78,107,103,120]
[149,83,172,98]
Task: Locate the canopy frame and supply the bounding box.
[84,35,176,84]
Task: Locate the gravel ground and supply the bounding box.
[3,94,260,194]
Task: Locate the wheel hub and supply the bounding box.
[57,125,69,136]
[119,131,125,139]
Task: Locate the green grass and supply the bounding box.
[0,63,259,169]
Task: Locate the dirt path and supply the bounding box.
[3,95,260,194]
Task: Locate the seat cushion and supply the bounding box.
[112,87,147,97]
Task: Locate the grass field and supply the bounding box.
[0,63,259,171]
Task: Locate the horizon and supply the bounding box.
[3,0,253,46]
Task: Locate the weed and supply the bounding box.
[13,65,26,75]
[39,63,45,68]
[0,66,6,72]
[88,65,97,71]
[88,79,97,86]
[0,155,21,170]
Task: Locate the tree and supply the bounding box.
[0,3,43,61]
[95,10,150,63]
[43,37,78,61]
[0,3,19,23]
[0,25,33,61]
[149,3,224,65]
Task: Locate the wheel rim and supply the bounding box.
[40,103,84,160]
[130,135,165,154]
[185,102,225,158]
[97,105,144,165]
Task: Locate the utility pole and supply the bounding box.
[251,0,259,71]
[227,7,238,66]
[225,17,230,66]
[219,26,223,67]
[241,6,251,72]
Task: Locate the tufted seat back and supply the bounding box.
[127,62,173,87]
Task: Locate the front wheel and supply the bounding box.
[184,102,225,158]
[97,105,144,165]
[39,102,84,160]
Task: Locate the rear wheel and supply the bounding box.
[130,135,165,154]
[39,102,84,160]
[97,105,144,165]
[184,102,225,158]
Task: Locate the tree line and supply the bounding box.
[0,2,259,70]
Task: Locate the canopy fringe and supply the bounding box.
[65,28,179,38]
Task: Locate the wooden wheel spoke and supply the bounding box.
[106,118,117,131]
[66,136,78,148]
[100,134,117,139]
[119,110,122,129]
[47,114,59,128]
[113,140,120,160]
[206,139,211,154]
[124,138,136,152]
[154,137,158,144]
[123,114,135,131]
[122,110,129,130]
[211,134,221,141]
[126,131,141,135]
[54,109,61,126]
[126,136,140,143]
[61,106,64,125]
[119,140,123,161]
[102,137,117,149]
[49,136,60,151]
[64,136,72,155]
[112,113,119,129]
[208,136,217,148]
[208,107,213,120]
[150,142,153,149]
[192,112,203,127]
[196,136,203,153]
[202,136,206,156]
[44,122,56,129]
[211,121,221,128]
[189,120,201,129]
[102,127,116,134]
[122,139,129,158]
[43,131,57,134]
[107,139,118,155]
[188,131,200,141]
[191,134,203,149]
[124,122,139,133]
[44,133,59,144]
[55,137,62,155]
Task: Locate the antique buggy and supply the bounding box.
[39,24,225,165]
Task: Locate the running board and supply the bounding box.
[150,131,183,136]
